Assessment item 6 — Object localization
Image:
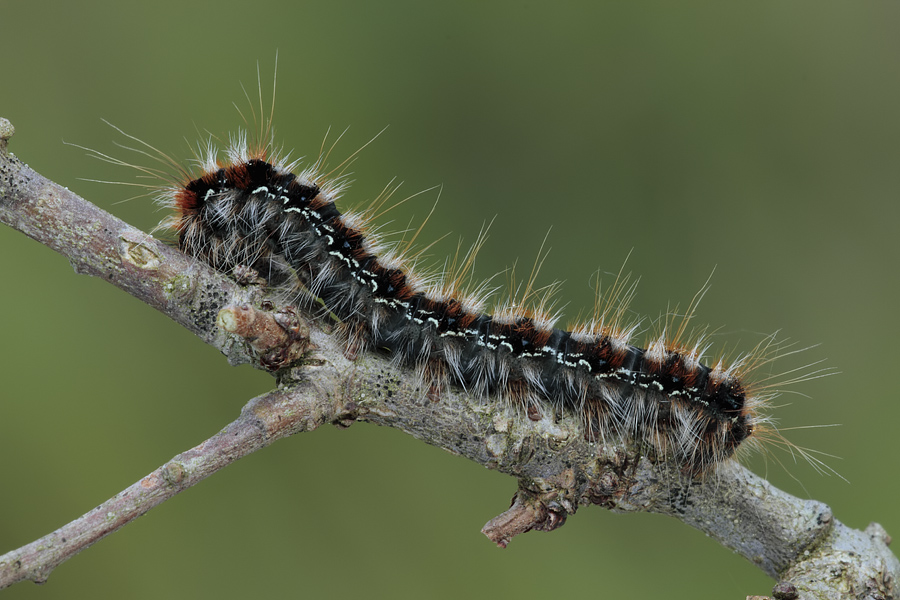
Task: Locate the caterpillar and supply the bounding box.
[161,143,772,478]
[88,82,822,479]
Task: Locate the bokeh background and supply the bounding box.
[2,2,899,598]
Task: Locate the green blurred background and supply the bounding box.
[2,1,898,598]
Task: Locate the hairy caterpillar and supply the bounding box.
[87,77,827,479]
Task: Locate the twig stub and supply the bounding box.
[0,118,14,150]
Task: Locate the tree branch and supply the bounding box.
[0,388,337,586]
[1,118,896,599]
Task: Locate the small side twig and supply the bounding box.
[482,488,568,548]
[0,388,337,587]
